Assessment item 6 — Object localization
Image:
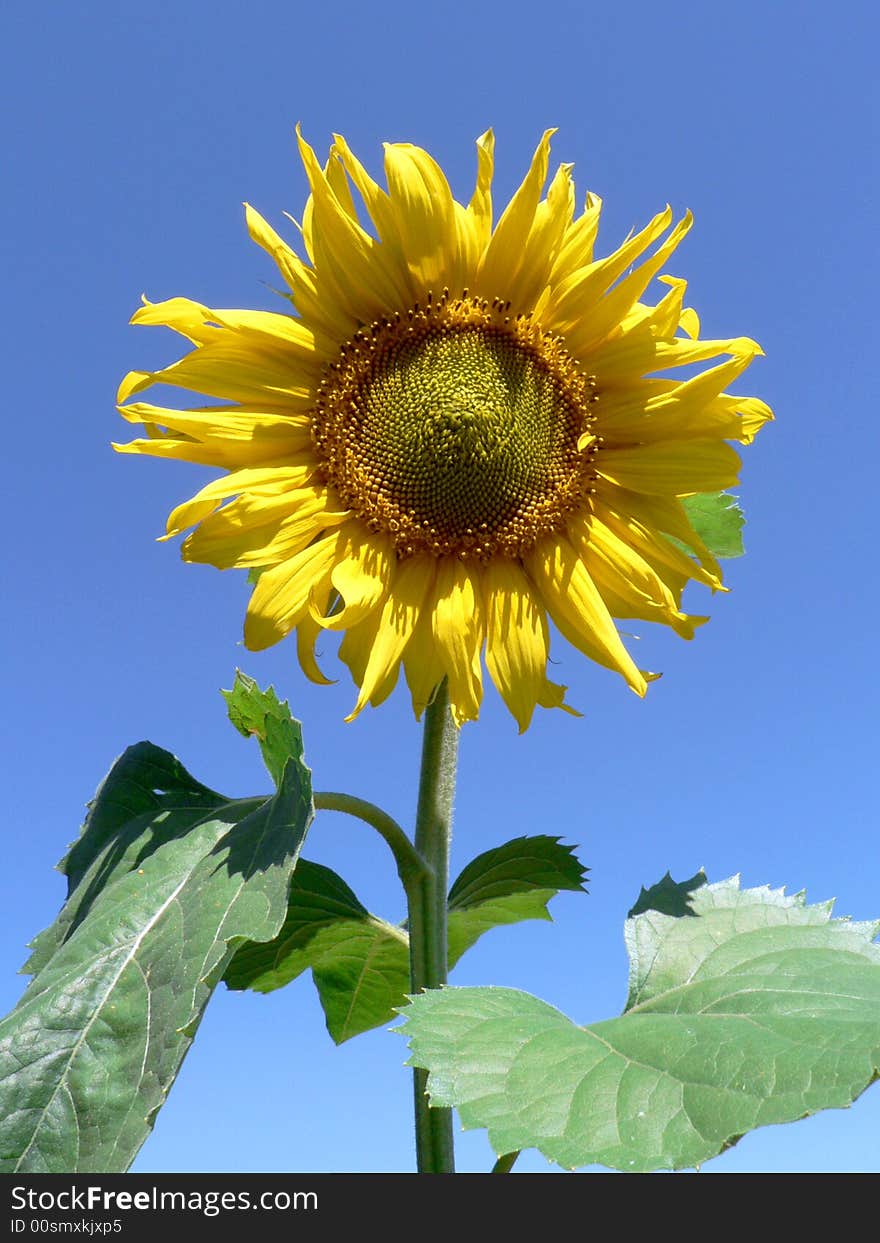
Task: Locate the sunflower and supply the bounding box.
[116,129,771,731]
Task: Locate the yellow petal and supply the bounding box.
[466,129,495,256]
[112,434,304,470]
[296,610,336,685]
[244,202,306,293]
[244,530,344,651]
[596,487,720,578]
[597,345,765,444]
[527,535,647,695]
[569,514,706,640]
[208,307,332,369]
[718,393,774,445]
[641,275,690,338]
[431,557,484,727]
[331,134,404,255]
[504,162,575,312]
[163,465,315,538]
[483,557,561,733]
[130,296,330,370]
[313,525,394,630]
[597,439,741,496]
[116,400,314,468]
[590,576,708,641]
[537,679,581,718]
[113,437,307,470]
[118,400,311,441]
[296,127,410,321]
[130,296,219,345]
[117,337,313,408]
[565,212,694,356]
[592,496,723,591]
[244,203,353,341]
[549,191,602,283]
[404,605,446,721]
[324,151,357,221]
[383,142,464,297]
[592,326,762,386]
[182,485,348,569]
[346,555,434,720]
[545,205,673,334]
[476,129,555,298]
[337,610,378,692]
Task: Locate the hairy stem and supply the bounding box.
[408,680,459,1174]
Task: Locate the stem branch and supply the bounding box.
[313,791,426,887]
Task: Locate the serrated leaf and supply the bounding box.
[447,836,587,963]
[226,836,588,1045]
[222,669,303,788]
[0,742,312,1173]
[627,868,706,921]
[402,875,880,1172]
[681,490,745,558]
[448,836,587,909]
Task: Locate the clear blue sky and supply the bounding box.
[2,1,878,1173]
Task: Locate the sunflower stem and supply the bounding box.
[408,679,459,1174]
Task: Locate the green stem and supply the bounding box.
[408,680,459,1174]
[313,791,426,887]
[491,1151,520,1174]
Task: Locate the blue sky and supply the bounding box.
[2,1,878,1173]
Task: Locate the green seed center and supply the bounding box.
[363,327,577,529]
[313,297,599,558]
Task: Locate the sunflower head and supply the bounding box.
[116,128,771,731]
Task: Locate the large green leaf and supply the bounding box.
[24,742,230,979]
[226,836,587,1045]
[402,875,880,1172]
[681,491,745,558]
[0,741,312,1173]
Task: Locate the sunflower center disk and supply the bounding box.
[312,296,599,558]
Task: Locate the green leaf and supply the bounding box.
[222,669,304,788]
[0,741,312,1173]
[226,836,588,1045]
[681,491,745,558]
[225,859,369,987]
[225,859,409,1044]
[402,875,880,1172]
[24,743,227,979]
[310,923,411,1044]
[448,836,587,908]
[447,835,587,964]
[627,868,706,920]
